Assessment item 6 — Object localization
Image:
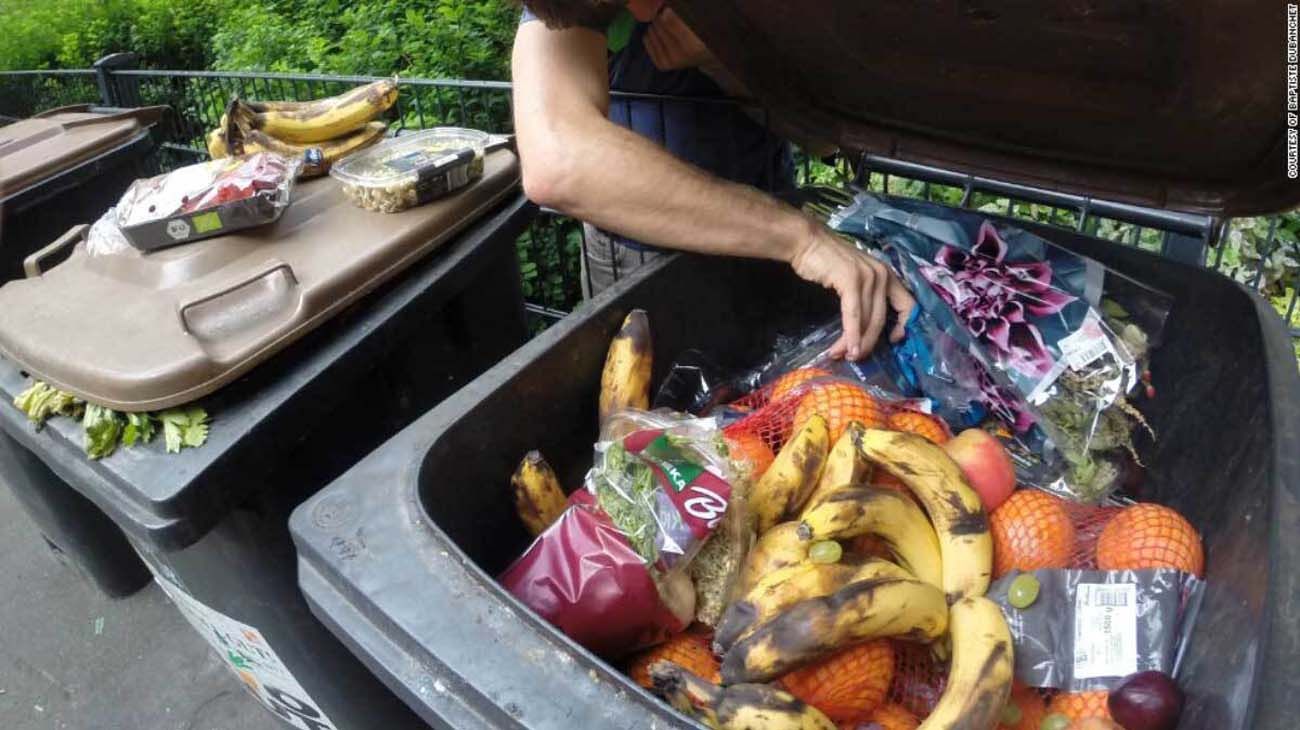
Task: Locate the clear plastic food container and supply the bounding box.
[330,128,489,213]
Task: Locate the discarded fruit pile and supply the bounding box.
[501,310,1205,730]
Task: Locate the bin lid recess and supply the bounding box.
[0,106,162,201]
[672,1,1297,217]
[0,149,520,412]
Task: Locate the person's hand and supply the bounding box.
[790,225,916,360]
[643,9,715,71]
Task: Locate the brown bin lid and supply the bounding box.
[0,149,520,411]
[673,1,1298,216]
[0,106,161,198]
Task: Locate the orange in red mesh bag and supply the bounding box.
[778,640,895,724]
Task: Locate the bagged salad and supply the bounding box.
[501,410,741,656]
[829,193,1172,502]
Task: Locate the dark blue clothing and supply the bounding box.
[521,11,795,250]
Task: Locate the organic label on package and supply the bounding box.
[1073,582,1138,680]
[157,578,337,730]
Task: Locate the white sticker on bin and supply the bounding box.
[1073,582,1138,680]
[156,577,337,730]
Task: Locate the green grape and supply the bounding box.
[808,540,843,564]
[1040,713,1072,730]
[1008,573,1041,609]
[1000,701,1023,726]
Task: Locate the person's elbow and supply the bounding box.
[518,133,582,213]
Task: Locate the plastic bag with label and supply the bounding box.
[830,192,1173,502]
[988,568,1205,691]
[500,410,742,656]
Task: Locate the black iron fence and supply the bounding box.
[1,63,1297,347]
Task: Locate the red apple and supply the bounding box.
[942,429,1016,512]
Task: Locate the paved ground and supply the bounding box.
[0,482,272,730]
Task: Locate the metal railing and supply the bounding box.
[1,63,1297,345]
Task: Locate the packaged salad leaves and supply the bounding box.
[500,411,740,656]
[829,192,1172,503]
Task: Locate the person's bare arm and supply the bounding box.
[512,21,912,357]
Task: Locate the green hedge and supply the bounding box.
[0,0,518,79]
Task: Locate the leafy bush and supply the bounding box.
[0,0,517,80]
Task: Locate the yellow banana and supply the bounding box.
[230,79,398,143]
[650,662,835,730]
[859,430,993,602]
[235,121,387,177]
[738,522,808,593]
[797,486,944,592]
[919,596,1014,730]
[510,451,568,537]
[721,576,948,684]
[598,309,652,426]
[799,420,871,516]
[751,415,829,533]
[715,557,911,653]
[207,128,228,159]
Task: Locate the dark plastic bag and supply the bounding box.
[989,568,1205,691]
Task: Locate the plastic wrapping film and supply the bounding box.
[500,410,742,656]
[113,152,301,250]
[85,207,132,257]
[830,192,1173,503]
[989,568,1205,692]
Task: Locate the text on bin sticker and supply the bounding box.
[1073,582,1138,680]
[156,577,337,730]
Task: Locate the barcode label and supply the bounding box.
[1073,583,1138,680]
[1056,311,1115,371]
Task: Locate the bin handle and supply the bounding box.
[178,261,302,363]
[24,225,88,278]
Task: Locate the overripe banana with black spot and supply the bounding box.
[511,451,568,537]
[797,486,943,591]
[721,576,948,684]
[598,309,652,426]
[918,596,1014,730]
[799,420,871,516]
[231,121,387,177]
[650,662,835,730]
[228,78,398,143]
[714,557,910,653]
[859,429,992,602]
[751,415,829,533]
[739,522,808,593]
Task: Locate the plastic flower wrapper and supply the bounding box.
[829,192,1172,502]
[500,410,741,656]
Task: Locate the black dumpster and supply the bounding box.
[0,104,163,282]
[0,173,533,729]
[289,211,1300,728]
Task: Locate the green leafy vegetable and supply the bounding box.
[12,379,209,459]
[82,404,124,460]
[159,407,210,454]
[594,442,660,565]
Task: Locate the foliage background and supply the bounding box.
[0,0,518,79]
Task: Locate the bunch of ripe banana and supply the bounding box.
[206,78,399,178]
[693,419,1012,729]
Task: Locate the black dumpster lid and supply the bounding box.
[672,1,1297,217]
